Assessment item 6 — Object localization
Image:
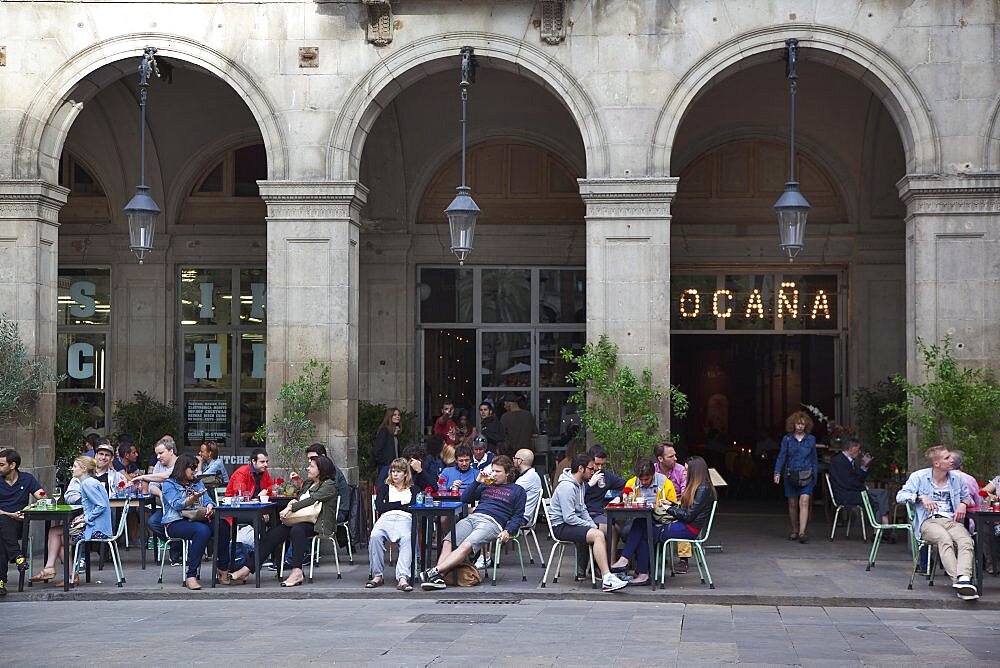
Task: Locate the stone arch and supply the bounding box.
[982,95,1000,172]
[649,26,940,177]
[14,34,287,184]
[329,32,608,182]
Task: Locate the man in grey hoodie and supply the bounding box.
[550,453,628,592]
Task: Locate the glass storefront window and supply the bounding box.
[57,332,106,390]
[419,268,473,324]
[724,273,775,331]
[239,332,266,389]
[58,391,107,431]
[481,331,532,388]
[539,269,585,323]
[180,268,233,326]
[671,275,718,330]
[238,392,266,449]
[538,391,580,440]
[539,331,584,387]
[781,274,839,331]
[58,268,111,326]
[239,268,267,324]
[482,269,531,323]
[183,333,232,389]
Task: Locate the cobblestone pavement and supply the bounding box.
[3,598,999,666]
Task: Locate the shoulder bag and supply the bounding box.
[282,500,322,525]
[180,506,210,521]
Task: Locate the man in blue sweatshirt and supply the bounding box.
[418,455,525,591]
[550,453,628,592]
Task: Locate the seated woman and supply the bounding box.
[31,474,83,583]
[52,456,113,587]
[227,454,339,587]
[610,458,677,586]
[367,457,417,591]
[656,455,717,572]
[161,452,215,590]
[196,440,229,485]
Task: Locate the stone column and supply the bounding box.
[578,177,678,430]
[258,181,368,482]
[897,174,1000,470]
[0,180,68,484]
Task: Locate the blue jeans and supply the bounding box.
[148,510,182,561]
[164,520,211,578]
[621,518,651,574]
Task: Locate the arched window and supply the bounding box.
[182,143,267,226]
[57,153,110,224]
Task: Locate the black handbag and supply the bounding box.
[786,467,813,487]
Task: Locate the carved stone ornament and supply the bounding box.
[541,1,567,45]
[365,0,393,47]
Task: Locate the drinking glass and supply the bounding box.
[52,486,63,504]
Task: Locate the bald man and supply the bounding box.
[513,449,542,525]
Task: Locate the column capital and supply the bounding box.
[257,180,369,223]
[896,173,1000,215]
[0,180,69,225]
[578,177,678,219]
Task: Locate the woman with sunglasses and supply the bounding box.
[161,453,214,590]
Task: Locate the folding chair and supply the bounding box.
[520,494,545,566]
[861,490,913,571]
[906,503,938,589]
[157,533,191,584]
[488,530,526,585]
[539,498,596,588]
[73,502,130,588]
[656,500,718,589]
[826,473,867,542]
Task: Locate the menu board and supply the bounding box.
[187,399,228,422]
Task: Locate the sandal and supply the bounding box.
[788,532,799,541]
[397,578,413,592]
[798,533,809,544]
[365,577,384,589]
[30,567,56,583]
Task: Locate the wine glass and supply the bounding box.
[52,486,63,505]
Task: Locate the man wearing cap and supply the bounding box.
[93,441,127,497]
[471,437,494,472]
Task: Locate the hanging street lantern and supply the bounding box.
[773,38,810,261]
[123,46,161,264]
[445,46,480,265]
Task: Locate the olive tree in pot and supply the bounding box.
[560,334,688,473]
[0,314,62,426]
[253,359,332,477]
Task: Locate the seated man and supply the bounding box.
[829,439,893,538]
[0,448,45,596]
[584,445,627,534]
[440,445,479,495]
[418,455,525,591]
[896,445,978,600]
[227,448,274,500]
[112,436,141,479]
[131,437,183,565]
[550,453,629,592]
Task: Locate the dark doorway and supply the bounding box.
[671,334,838,496]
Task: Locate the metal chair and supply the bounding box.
[73,502,131,587]
[825,473,867,542]
[280,496,342,582]
[519,493,545,566]
[656,500,718,589]
[861,490,913,571]
[488,530,527,585]
[539,498,596,588]
[905,503,938,589]
[156,531,191,584]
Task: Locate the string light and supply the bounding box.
[777,281,799,318]
[810,289,830,320]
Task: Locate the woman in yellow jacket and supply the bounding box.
[609,459,677,585]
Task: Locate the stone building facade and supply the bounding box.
[2,1,998,480]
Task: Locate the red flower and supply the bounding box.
[622,487,633,495]
[438,477,447,484]
[37,490,46,497]
[979,489,990,497]
[118,481,127,488]
[425,486,434,493]
[275,478,285,485]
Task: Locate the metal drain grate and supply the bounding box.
[409,613,505,624]
[436,598,521,605]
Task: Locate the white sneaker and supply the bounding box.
[602,573,628,592]
[953,578,978,598]
[474,554,492,569]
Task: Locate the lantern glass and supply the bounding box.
[773,182,810,259]
[445,187,480,264]
[124,186,160,263]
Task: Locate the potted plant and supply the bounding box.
[112,391,181,463]
[560,334,688,471]
[253,359,332,474]
[0,313,62,426]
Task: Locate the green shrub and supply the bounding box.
[0,314,62,425]
[112,391,181,462]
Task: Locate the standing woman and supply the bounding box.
[373,407,402,487]
[773,410,818,543]
[367,457,418,591]
[161,453,215,590]
[53,456,112,587]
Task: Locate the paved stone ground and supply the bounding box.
[2,598,999,666]
[5,506,999,610]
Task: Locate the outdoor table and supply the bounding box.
[605,503,657,589]
[212,501,276,589]
[109,493,154,569]
[18,505,83,592]
[969,509,1000,597]
[409,500,464,580]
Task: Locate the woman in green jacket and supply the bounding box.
[227,454,339,587]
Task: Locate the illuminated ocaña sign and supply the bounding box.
[677,280,833,321]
